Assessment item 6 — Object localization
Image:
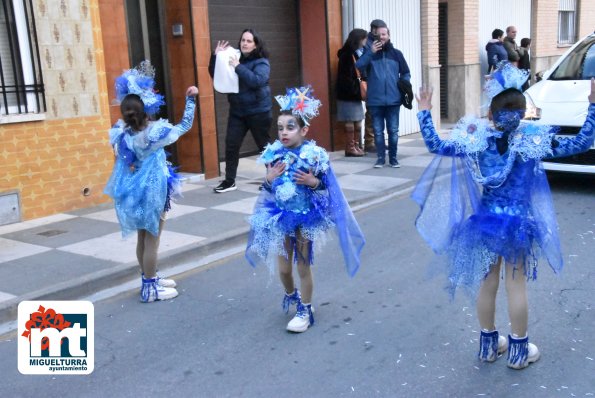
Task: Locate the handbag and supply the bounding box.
[397,78,413,110]
[352,55,366,101]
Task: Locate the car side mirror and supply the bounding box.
[535,71,545,82]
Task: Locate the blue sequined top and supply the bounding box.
[259,140,329,214]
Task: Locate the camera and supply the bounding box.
[372,34,380,42]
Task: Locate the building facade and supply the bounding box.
[1,0,593,224]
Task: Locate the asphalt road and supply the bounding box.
[1,172,593,397]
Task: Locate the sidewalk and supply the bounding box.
[0,133,434,327]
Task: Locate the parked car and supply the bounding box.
[523,32,595,174]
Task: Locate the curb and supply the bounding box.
[0,180,418,330]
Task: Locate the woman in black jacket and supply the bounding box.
[336,28,368,157]
[209,29,272,193]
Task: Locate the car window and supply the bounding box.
[550,36,595,80]
[582,44,595,79]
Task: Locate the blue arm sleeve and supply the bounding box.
[545,103,595,159]
[235,60,270,89]
[355,50,372,71]
[417,110,457,156]
[148,97,196,150]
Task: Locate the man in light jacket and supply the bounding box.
[356,25,410,168]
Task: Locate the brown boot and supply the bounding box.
[345,140,363,157]
[353,140,365,155]
[364,112,376,152]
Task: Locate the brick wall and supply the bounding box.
[578,1,595,39]
[421,0,440,67]
[448,0,479,65]
[531,0,565,58]
[0,0,112,221]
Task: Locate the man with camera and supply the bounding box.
[360,19,388,153]
[356,22,411,169]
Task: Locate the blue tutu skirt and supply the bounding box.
[412,155,562,298]
[105,150,182,237]
[246,167,365,277]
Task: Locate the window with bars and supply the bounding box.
[558,0,577,45]
[0,0,45,117]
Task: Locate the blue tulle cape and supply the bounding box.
[246,160,364,277]
[411,154,562,298]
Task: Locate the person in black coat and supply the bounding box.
[519,38,532,91]
[209,28,272,193]
[336,28,368,157]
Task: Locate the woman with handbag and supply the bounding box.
[336,28,368,157]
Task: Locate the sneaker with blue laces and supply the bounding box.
[286,302,314,333]
[282,289,301,313]
[140,276,178,303]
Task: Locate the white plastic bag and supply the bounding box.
[214,47,241,94]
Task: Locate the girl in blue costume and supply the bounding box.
[413,63,595,369]
[104,61,198,303]
[246,86,365,333]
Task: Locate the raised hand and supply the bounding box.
[229,55,240,68]
[294,169,319,188]
[415,86,433,111]
[266,162,286,184]
[186,86,199,96]
[371,40,383,53]
[214,40,229,55]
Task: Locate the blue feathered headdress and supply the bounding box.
[114,60,165,116]
[275,86,322,126]
[484,61,530,101]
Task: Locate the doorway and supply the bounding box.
[123,0,177,163]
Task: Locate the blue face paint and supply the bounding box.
[493,109,525,132]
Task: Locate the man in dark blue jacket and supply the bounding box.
[356,25,411,168]
[485,29,508,74]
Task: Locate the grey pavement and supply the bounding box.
[0,133,437,329]
[0,171,593,397]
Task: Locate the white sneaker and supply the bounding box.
[478,330,508,362]
[286,303,314,333]
[157,275,177,288]
[507,335,540,369]
[498,335,508,354]
[140,277,179,303]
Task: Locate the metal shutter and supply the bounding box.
[208,0,301,160]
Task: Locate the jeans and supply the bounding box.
[369,105,401,164]
[225,111,272,182]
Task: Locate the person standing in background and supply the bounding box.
[356,24,411,169]
[519,38,532,91]
[209,28,272,193]
[336,28,367,157]
[361,19,388,153]
[486,29,508,74]
[503,26,522,67]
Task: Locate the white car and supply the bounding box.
[524,32,595,174]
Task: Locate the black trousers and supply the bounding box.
[224,111,272,182]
